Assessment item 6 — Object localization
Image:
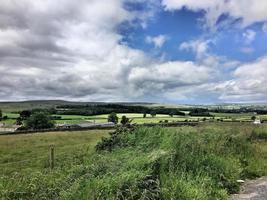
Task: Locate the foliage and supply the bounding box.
[150,110,157,117]
[107,112,118,124]
[189,108,212,117]
[0,109,2,120]
[25,111,55,130]
[120,115,130,125]
[20,110,32,120]
[56,103,185,116]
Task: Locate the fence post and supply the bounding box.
[50,145,55,170]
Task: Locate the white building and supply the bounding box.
[253,119,261,124]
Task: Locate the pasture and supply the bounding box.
[0,130,109,175]
[3,112,266,128]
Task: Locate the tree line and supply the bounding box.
[56,104,186,116]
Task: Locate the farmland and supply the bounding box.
[2,112,267,128]
[0,123,266,199]
[1,101,267,129]
[0,130,109,175]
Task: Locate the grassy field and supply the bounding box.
[54,113,188,124]
[51,113,267,124]
[0,123,266,199]
[2,111,267,129]
[2,113,193,127]
[2,109,267,128]
[0,130,109,175]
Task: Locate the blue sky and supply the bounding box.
[0,0,267,104]
[122,2,267,63]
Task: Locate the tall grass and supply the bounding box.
[1,125,266,199]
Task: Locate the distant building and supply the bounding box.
[57,124,80,129]
[253,119,261,124]
[57,122,115,129]
[78,122,114,128]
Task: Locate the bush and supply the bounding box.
[108,112,118,124]
[25,112,55,130]
[120,115,129,125]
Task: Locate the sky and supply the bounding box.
[0,0,267,104]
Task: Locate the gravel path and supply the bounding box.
[230,177,267,200]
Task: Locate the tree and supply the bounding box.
[150,110,156,118]
[143,112,146,118]
[169,111,175,117]
[108,112,118,124]
[251,116,256,121]
[0,109,2,121]
[16,117,23,125]
[25,112,55,130]
[121,115,129,125]
[20,110,32,120]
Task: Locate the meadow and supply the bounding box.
[2,111,267,128]
[0,130,109,175]
[0,123,266,199]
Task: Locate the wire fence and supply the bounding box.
[0,142,95,174]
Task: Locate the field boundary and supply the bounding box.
[1,121,261,135]
[0,122,200,135]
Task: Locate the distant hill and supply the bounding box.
[0,100,266,112]
[0,100,154,112]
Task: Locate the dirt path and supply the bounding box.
[230,177,267,200]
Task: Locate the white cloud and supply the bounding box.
[162,0,267,29]
[242,29,256,44]
[0,0,214,102]
[179,39,227,68]
[0,0,266,103]
[179,39,209,59]
[214,56,267,102]
[128,61,214,96]
[0,0,148,101]
[145,35,167,48]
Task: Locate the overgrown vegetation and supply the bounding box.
[107,112,118,124]
[1,124,266,199]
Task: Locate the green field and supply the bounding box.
[33,112,267,125]
[54,113,188,124]
[0,123,266,199]
[2,111,267,128]
[0,130,109,175]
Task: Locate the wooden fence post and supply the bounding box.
[50,145,55,170]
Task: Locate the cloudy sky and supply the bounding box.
[0,0,267,104]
